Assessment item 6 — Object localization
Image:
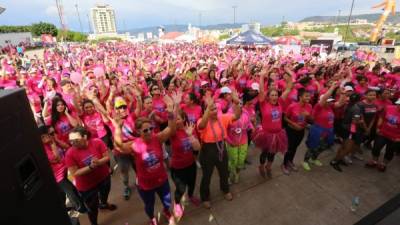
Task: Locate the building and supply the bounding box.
[90,3,117,34]
[0,32,32,48]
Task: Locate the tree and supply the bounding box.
[31,22,58,37]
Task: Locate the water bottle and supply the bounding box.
[350,196,360,212]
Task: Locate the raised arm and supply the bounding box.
[157,93,180,143]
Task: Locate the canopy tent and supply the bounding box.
[275,36,301,45]
[226,30,274,45]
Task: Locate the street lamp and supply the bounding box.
[343,0,355,47]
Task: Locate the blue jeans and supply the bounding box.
[137,181,172,219]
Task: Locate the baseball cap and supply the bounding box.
[251,83,260,91]
[114,98,127,109]
[327,98,335,103]
[395,98,400,105]
[344,86,354,92]
[220,86,232,94]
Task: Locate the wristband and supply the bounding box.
[168,112,175,120]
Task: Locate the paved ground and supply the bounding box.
[77,138,400,225]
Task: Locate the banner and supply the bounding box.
[310,40,334,54]
[41,34,54,44]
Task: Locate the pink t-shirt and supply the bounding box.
[313,103,334,129]
[182,104,202,124]
[226,113,252,146]
[81,112,107,139]
[170,129,196,169]
[44,144,66,183]
[286,102,313,128]
[260,100,283,133]
[132,135,168,190]
[52,115,74,144]
[152,96,167,121]
[379,105,400,141]
[65,138,110,192]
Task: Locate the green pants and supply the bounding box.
[227,143,248,173]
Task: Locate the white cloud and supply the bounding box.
[45,5,58,16]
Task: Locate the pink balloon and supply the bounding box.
[70,72,82,84]
[93,67,105,78]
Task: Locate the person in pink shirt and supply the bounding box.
[226,105,253,183]
[44,97,80,146]
[181,93,202,124]
[65,126,116,225]
[169,111,202,220]
[283,88,313,175]
[303,83,346,171]
[366,99,400,172]
[254,67,290,179]
[38,125,86,213]
[112,94,179,225]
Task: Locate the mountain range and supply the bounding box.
[300,12,400,24]
[121,23,244,35]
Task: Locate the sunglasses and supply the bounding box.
[141,127,154,134]
[48,131,55,136]
[69,138,82,145]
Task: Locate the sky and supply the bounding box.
[0,0,396,32]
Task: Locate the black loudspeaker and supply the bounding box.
[0,89,71,225]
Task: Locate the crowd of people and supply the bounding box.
[1,42,400,225]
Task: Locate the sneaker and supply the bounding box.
[365,160,378,168]
[303,162,311,171]
[330,161,343,172]
[343,156,353,165]
[150,218,158,225]
[203,201,212,209]
[352,154,364,161]
[224,193,233,201]
[258,165,266,178]
[173,203,184,220]
[123,187,131,200]
[163,208,176,225]
[309,159,323,167]
[377,164,387,172]
[288,162,298,172]
[281,164,290,175]
[189,196,201,207]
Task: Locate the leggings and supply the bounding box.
[79,176,111,225]
[372,135,400,162]
[227,143,248,172]
[284,127,305,166]
[115,154,135,187]
[199,142,229,202]
[58,177,86,212]
[137,181,172,219]
[170,162,197,203]
[259,151,276,164]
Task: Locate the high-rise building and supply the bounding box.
[90,4,117,34]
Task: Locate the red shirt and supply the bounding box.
[313,103,335,129]
[65,138,110,192]
[170,129,196,169]
[379,105,400,141]
[44,144,66,183]
[286,102,313,128]
[182,104,202,124]
[132,135,168,190]
[260,100,283,133]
